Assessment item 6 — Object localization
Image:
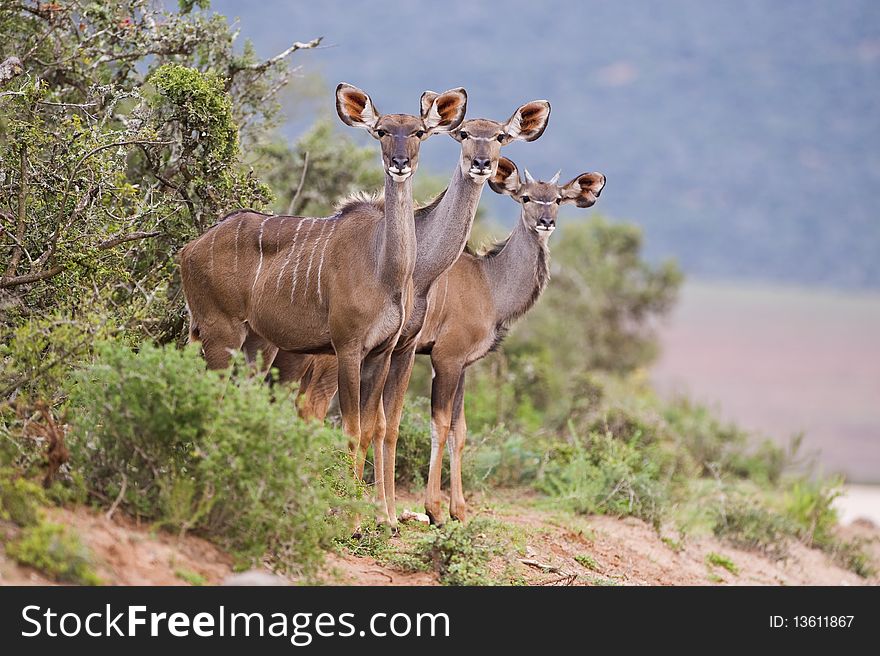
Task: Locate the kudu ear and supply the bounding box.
[502,100,551,142]
[336,83,381,130]
[489,157,521,197]
[560,172,606,208]
[421,87,467,134]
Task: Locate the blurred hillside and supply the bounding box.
[210,0,880,289]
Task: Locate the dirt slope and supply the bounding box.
[1,492,877,586]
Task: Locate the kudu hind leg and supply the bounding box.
[425,361,462,525]
[448,370,468,522]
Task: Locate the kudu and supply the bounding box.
[179,83,467,483]
[283,157,605,523]
[272,101,552,526]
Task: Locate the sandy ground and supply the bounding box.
[1,491,876,586]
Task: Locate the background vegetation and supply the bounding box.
[0,1,872,584]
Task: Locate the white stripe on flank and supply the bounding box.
[315,221,336,304]
[233,216,244,272]
[277,218,303,290]
[251,217,269,293]
[289,218,315,302]
[304,219,327,297]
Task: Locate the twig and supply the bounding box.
[105,474,127,521]
[537,574,579,586]
[519,558,565,574]
[4,145,27,278]
[287,151,309,215]
[240,37,323,73]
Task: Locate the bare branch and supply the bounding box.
[287,151,309,215]
[239,37,323,74]
[4,146,28,278]
[96,231,160,251]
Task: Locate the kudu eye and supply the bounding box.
[496,133,505,143]
[459,131,468,140]
[555,197,562,204]
[521,196,531,204]
[376,129,387,138]
[415,130,425,138]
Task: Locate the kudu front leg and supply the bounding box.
[334,346,363,473]
[425,362,462,525]
[359,347,395,526]
[448,371,468,522]
[379,346,417,528]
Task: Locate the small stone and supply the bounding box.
[222,570,288,586]
[398,510,430,525]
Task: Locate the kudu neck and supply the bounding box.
[483,212,551,324]
[380,174,417,283]
[414,165,484,292]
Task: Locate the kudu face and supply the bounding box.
[449,100,551,182]
[336,83,468,183]
[489,157,606,238]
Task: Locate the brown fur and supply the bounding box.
[180,84,467,498]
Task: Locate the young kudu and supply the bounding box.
[179,83,467,482]
[416,157,605,522]
[272,102,552,526]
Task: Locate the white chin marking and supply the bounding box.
[535,226,555,236]
[389,169,412,182]
[468,171,491,181]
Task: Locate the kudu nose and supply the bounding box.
[472,157,491,172]
[390,155,410,171]
[538,216,555,229]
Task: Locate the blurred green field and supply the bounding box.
[652,281,880,484]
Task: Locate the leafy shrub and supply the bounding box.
[711,496,792,559]
[705,551,739,575]
[784,478,875,577]
[392,518,508,586]
[537,430,670,528]
[7,522,101,585]
[466,425,548,489]
[67,341,360,576]
[391,397,433,488]
[0,469,46,527]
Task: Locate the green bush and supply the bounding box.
[537,430,670,528]
[66,341,360,576]
[392,518,508,586]
[0,469,46,527]
[711,495,792,559]
[7,522,101,585]
[391,397,433,489]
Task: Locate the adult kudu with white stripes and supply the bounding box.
[179,83,467,476]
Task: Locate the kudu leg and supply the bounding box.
[425,361,462,525]
[359,347,395,525]
[241,329,279,378]
[197,319,248,370]
[448,371,468,522]
[378,346,418,527]
[335,346,363,472]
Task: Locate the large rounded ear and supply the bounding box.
[336,83,381,130]
[560,172,606,208]
[502,100,551,142]
[421,87,467,134]
[489,157,521,196]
